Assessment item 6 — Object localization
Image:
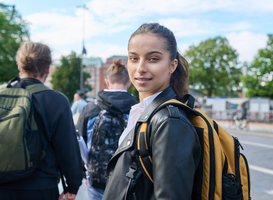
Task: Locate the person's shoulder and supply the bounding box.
[85,100,97,109]
[80,99,87,105]
[52,89,68,98]
[152,105,191,126]
[45,89,70,104]
[81,100,101,115]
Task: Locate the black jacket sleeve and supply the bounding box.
[52,99,83,194]
[150,111,201,199]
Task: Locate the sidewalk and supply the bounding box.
[215,120,273,136]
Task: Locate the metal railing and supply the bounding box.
[201,109,273,123]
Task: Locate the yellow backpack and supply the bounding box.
[136,98,251,200]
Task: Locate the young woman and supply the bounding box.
[102,23,201,199]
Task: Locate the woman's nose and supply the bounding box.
[136,59,147,73]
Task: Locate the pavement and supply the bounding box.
[215,120,273,137]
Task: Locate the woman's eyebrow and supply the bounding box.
[128,52,138,55]
[146,51,163,56]
[128,51,163,56]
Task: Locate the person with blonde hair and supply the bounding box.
[0,42,83,200]
[76,59,137,200]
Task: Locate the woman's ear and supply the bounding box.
[170,59,178,74]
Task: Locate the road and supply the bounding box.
[59,131,273,200]
[231,132,273,200]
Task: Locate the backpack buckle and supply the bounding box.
[126,162,138,179]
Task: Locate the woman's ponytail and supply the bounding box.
[170,52,189,103]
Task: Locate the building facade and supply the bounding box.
[83,57,104,100]
[86,55,128,100]
[45,55,128,101]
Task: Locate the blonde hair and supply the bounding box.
[107,59,129,85]
[16,42,52,78]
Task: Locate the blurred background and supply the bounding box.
[1,0,272,122]
[1,1,273,199]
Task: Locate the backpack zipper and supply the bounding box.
[18,105,29,169]
[241,153,251,199]
[233,137,243,183]
[198,114,215,200]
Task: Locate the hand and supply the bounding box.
[85,179,88,187]
[58,191,77,200]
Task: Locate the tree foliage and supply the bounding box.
[127,84,139,102]
[0,4,29,83]
[241,34,273,98]
[185,36,241,97]
[51,52,91,102]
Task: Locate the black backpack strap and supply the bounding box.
[136,122,154,183]
[183,94,195,109]
[7,77,26,88]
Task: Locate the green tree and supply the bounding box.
[127,84,139,102]
[51,52,91,102]
[0,4,29,83]
[185,36,241,97]
[241,34,273,98]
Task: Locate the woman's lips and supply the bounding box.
[135,78,151,84]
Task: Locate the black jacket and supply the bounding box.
[102,87,201,200]
[0,78,83,194]
[76,90,138,142]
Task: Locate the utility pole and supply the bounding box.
[77,4,88,91]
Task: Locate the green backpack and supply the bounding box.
[0,77,50,183]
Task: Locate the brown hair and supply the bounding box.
[107,59,129,85]
[16,42,52,78]
[129,23,189,102]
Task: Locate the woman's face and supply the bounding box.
[128,34,177,101]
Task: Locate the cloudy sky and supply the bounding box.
[3,0,273,63]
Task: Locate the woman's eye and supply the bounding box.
[130,57,138,61]
[150,57,159,61]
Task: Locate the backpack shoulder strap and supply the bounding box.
[136,121,153,183]
[25,84,51,94]
[136,98,197,184]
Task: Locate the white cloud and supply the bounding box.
[85,42,127,62]
[0,0,12,3]
[159,18,253,37]
[50,42,127,63]
[51,50,70,62]
[26,8,131,47]
[178,43,190,55]
[226,32,268,63]
[86,0,273,17]
[21,0,271,63]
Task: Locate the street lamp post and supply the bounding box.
[77,4,88,92]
